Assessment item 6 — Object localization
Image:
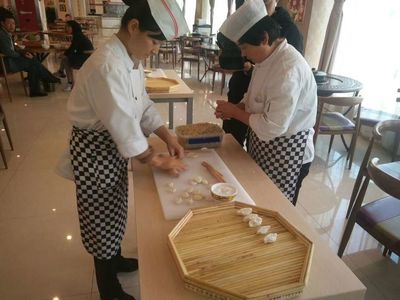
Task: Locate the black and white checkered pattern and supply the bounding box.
[248,129,309,202]
[70,127,128,259]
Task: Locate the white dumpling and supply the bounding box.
[264,233,278,244]
[248,216,262,227]
[167,182,174,188]
[175,197,183,204]
[237,207,252,216]
[257,225,271,235]
[243,213,259,222]
[201,179,208,185]
[182,192,190,198]
[195,176,203,183]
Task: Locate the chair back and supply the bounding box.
[368,158,400,199]
[373,119,400,141]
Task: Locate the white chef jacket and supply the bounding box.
[243,39,317,163]
[67,34,164,159]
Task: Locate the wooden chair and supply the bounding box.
[0,54,29,102]
[179,37,201,80]
[338,157,400,257]
[346,120,400,218]
[210,64,234,95]
[0,101,14,169]
[313,96,363,169]
[157,40,177,68]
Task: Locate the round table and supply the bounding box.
[317,74,363,96]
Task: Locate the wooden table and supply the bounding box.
[148,69,194,129]
[317,74,363,96]
[131,135,366,300]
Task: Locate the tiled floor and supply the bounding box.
[0,32,399,300]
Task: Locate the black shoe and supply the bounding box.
[115,257,138,273]
[30,91,48,97]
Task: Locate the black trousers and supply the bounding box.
[292,162,311,206]
[94,248,124,300]
[222,70,252,146]
[8,56,58,93]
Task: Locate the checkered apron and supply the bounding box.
[70,127,129,259]
[248,129,309,202]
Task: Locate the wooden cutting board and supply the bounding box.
[152,149,255,220]
[145,77,179,93]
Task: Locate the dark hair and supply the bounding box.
[66,20,83,36]
[238,16,281,46]
[121,0,165,40]
[0,7,15,22]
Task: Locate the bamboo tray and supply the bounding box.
[145,77,179,93]
[168,202,313,300]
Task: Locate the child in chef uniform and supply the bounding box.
[66,0,188,299]
[215,0,317,204]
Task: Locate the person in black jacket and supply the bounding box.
[54,20,94,91]
[0,8,60,97]
[222,0,304,146]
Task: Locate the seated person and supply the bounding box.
[0,8,60,97]
[54,20,94,92]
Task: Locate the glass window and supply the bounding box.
[333,0,400,115]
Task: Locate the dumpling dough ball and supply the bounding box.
[264,233,278,244]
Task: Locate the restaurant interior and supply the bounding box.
[0,0,399,299]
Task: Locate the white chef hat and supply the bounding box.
[219,0,267,42]
[147,0,189,40]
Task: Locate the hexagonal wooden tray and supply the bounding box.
[168,202,313,300]
[145,77,179,93]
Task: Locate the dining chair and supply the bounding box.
[313,96,363,169]
[0,54,29,102]
[0,100,14,169]
[338,157,400,257]
[179,37,201,80]
[346,120,400,218]
[210,63,234,95]
[157,40,177,68]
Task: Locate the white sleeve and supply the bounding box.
[249,72,302,142]
[84,64,148,158]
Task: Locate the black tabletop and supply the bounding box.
[317,74,363,96]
